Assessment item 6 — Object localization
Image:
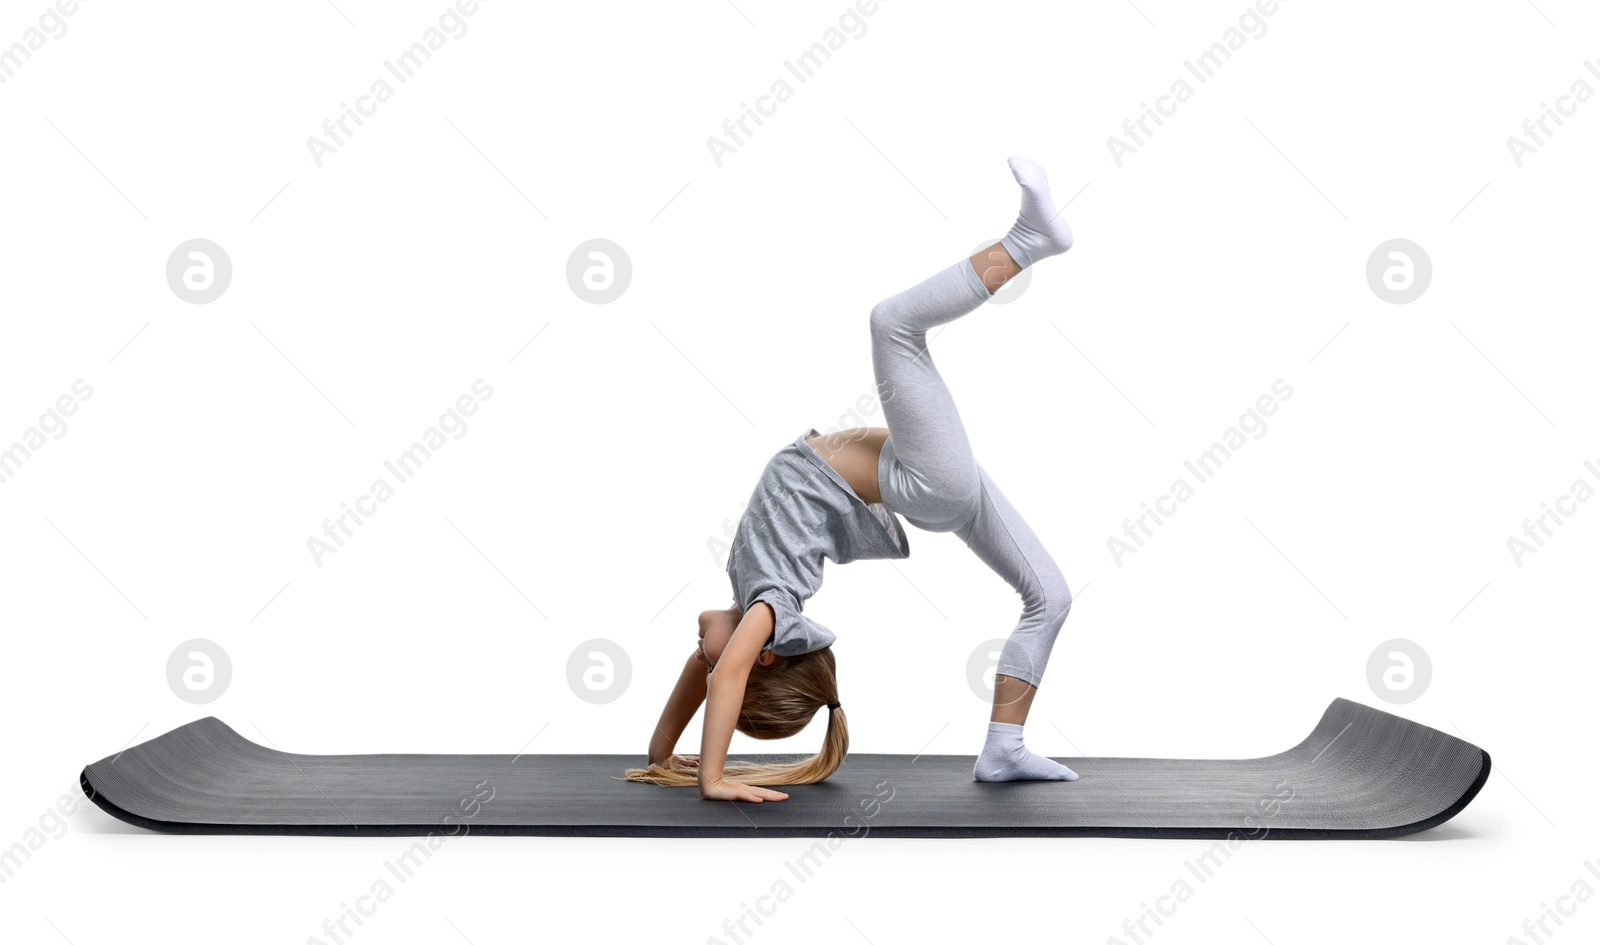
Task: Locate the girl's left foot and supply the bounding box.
[973,721,1080,782]
[997,156,1074,270]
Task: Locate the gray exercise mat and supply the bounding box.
[80,697,1488,838]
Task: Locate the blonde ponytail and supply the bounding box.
[625,647,847,787]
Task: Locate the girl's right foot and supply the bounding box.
[973,721,1080,782]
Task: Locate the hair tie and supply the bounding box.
[825,702,841,710]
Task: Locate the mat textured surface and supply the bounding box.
[81,697,1488,838]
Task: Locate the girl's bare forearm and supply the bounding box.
[697,666,750,788]
[696,601,774,793]
[648,651,708,764]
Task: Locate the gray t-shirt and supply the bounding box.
[725,428,910,656]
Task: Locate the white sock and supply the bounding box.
[997,156,1074,270]
[973,721,1079,782]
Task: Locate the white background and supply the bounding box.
[2,0,1596,942]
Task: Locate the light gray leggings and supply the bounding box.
[870,257,1071,690]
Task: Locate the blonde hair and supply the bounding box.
[624,647,847,787]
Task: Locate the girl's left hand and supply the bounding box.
[700,777,790,803]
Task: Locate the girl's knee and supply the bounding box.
[867,300,897,341]
[1035,563,1073,628]
[868,299,919,345]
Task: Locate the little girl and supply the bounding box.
[627,157,1078,802]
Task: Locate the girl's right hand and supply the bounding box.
[700,777,790,803]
